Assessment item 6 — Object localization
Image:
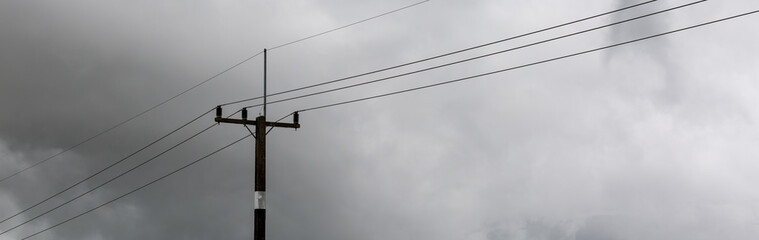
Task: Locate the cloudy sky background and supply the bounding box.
[1,0,759,239]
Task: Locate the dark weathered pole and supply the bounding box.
[257,48,267,240]
[254,115,266,240]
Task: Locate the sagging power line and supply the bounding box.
[293,9,759,113]
[20,133,253,240]
[0,108,247,236]
[219,0,658,107]
[0,121,219,236]
[269,0,431,50]
[0,109,213,226]
[238,0,704,110]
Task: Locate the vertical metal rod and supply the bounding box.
[263,48,267,117]
[254,116,266,240]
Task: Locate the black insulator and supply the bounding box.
[242,108,248,119]
[293,112,299,124]
[216,106,222,118]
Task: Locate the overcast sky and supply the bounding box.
[2,0,759,239]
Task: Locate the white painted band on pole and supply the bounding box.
[254,191,266,209]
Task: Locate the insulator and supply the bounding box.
[216,106,222,118]
[242,108,248,119]
[293,111,299,124]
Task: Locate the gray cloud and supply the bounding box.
[2,0,759,239]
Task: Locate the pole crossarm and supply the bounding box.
[214,117,300,129]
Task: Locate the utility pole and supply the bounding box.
[214,49,300,240]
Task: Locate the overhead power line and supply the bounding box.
[269,0,431,50]
[0,0,429,185]
[219,0,657,107]
[0,109,249,236]
[0,108,246,236]
[0,109,214,226]
[0,122,219,236]
[20,133,253,240]
[295,9,759,113]
[239,0,703,109]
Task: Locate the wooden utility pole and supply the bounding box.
[214,49,300,240]
[214,108,299,240]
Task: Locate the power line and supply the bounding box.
[0,108,248,236]
[295,9,759,113]
[0,109,214,225]
[269,0,431,50]
[0,121,219,236]
[219,0,657,107]
[239,0,703,109]
[0,0,428,184]
[20,133,252,240]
